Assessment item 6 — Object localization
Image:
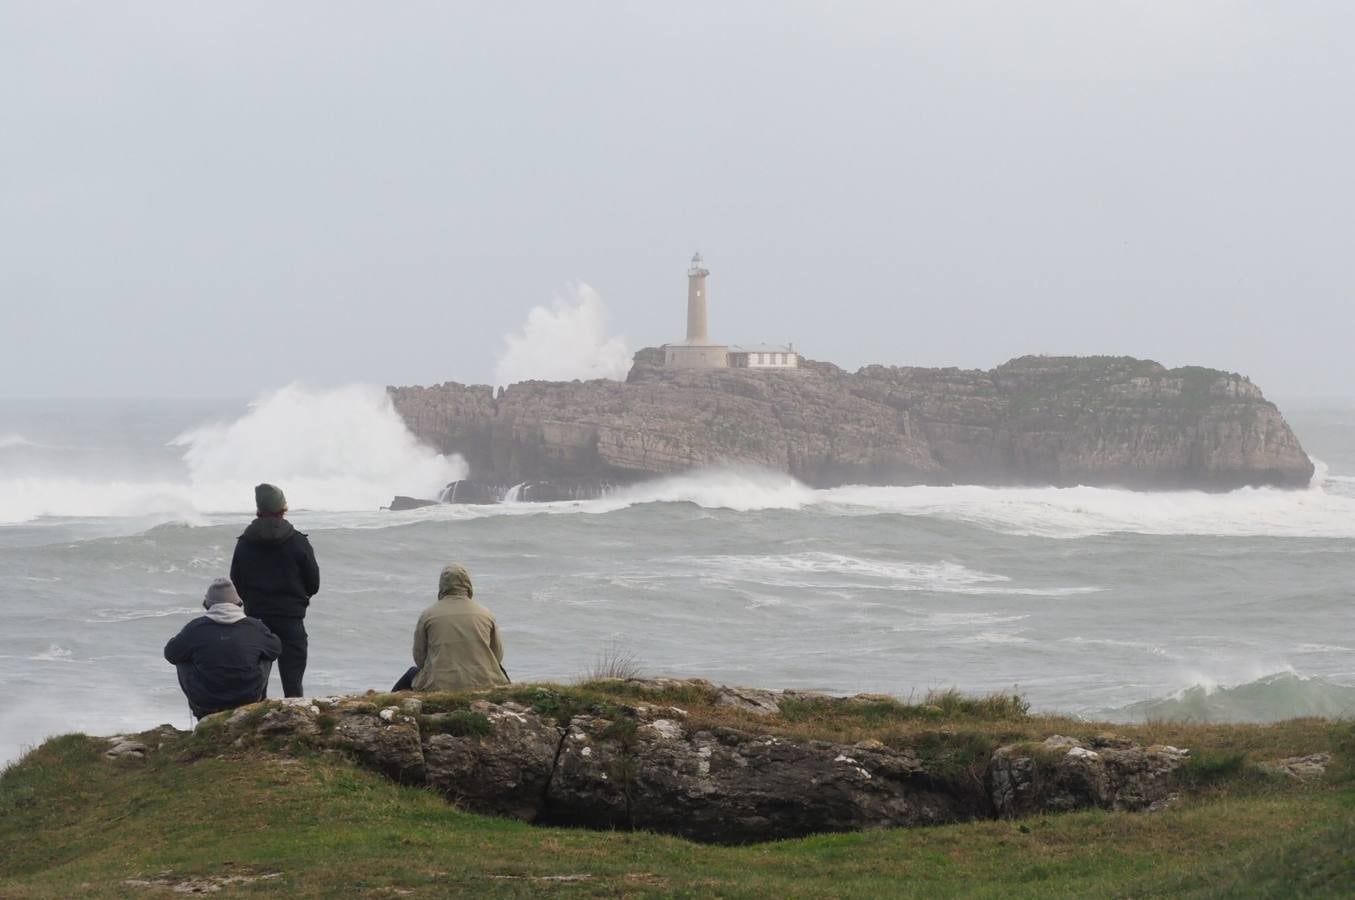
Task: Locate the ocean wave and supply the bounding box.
[1098,671,1355,724]
[335,464,1355,540]
[0,384,465,525]
[818,476,1355,539]
[686,552,1099,596]
[86,607,201,623]
[953,631,1032,645]
[1060,636,1174,657]
[8,442,1355,542]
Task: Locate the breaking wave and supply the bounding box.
[1100,672,1355,724]
[319,462,1355,540]
[0,385,465,524]
[819,477,1355,538]
[610,468,816,512]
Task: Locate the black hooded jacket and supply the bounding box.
[229,517,321,619]
[164,615,281,717]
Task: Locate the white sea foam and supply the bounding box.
[32,644,75,662]
[86,607,201,623]
[609,468,816,512]
[255,462,1355,542]
[818,476,1355,539]
[0,384,465,524]
[688,551,1099,596]
[954,631,1032,645]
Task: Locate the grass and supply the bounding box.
[580,643,645,682]
[2,683,1352,897]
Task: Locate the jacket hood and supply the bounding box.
[438,564,473,600]
[203,604,246,625]
[240,516,297,545]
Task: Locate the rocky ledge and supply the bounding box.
[135,680,1197,845]
[388,353,1313,497]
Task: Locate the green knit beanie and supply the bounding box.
[254,483,287,515]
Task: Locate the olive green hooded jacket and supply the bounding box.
[411,564,509,692]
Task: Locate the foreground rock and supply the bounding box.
[986,734,1190,818]
[388,353,1313,494]
[1261,752,1332,781]
[183,683,1192,844]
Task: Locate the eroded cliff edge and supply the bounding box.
[388,353,1313,492]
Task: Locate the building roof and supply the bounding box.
[729,343,796,354]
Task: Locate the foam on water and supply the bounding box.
[688,551,1100,596]
[319,463,1355,540]
[0,385,465,524]
[819,471,1355,539]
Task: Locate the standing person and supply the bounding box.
[230,483,320,698]
[165,577,281,719]
[392,563,509,692]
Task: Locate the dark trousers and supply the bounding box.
[392,666,419,692]
[260,616,308,697]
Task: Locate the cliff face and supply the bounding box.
[388,353,1313,492]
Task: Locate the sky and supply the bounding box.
[1,2,1352,400]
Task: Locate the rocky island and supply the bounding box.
[387,352,1313,504]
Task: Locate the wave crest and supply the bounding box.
[1102,672,1355,724]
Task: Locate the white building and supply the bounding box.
[730,343,799,369]
[661,253,800,370]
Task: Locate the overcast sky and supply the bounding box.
[2,2,1351,400]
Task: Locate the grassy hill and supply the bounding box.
[2,681,1352,897]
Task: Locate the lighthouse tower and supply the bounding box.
[686,252,710,342]
[663,252,729,368]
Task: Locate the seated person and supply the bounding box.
[393,563,509,692]
[165,577,282,718]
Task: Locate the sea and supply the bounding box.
[2,385,1354,764]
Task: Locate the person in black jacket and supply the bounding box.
[165,577,281,718]
[229,483,320,697]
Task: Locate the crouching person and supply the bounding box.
[392,564,509,692]
[165,577,282,719]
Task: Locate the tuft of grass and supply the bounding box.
[580,643,644,682]
[779,689,1029,726]
[1181,750,1249,788]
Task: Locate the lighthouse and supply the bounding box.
[663,251,730,368]
[660,252,800,369]
[686,252,710,342]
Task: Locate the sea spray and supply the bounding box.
[0,385,465,523]
[493,284,630,387]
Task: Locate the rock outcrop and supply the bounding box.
[985,734,1190,818]
[388,353,1313,494]
[181,683,1191,844]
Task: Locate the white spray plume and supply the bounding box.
[494,284,630,387]
[0,384,468,524]
[171,384,466,512]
